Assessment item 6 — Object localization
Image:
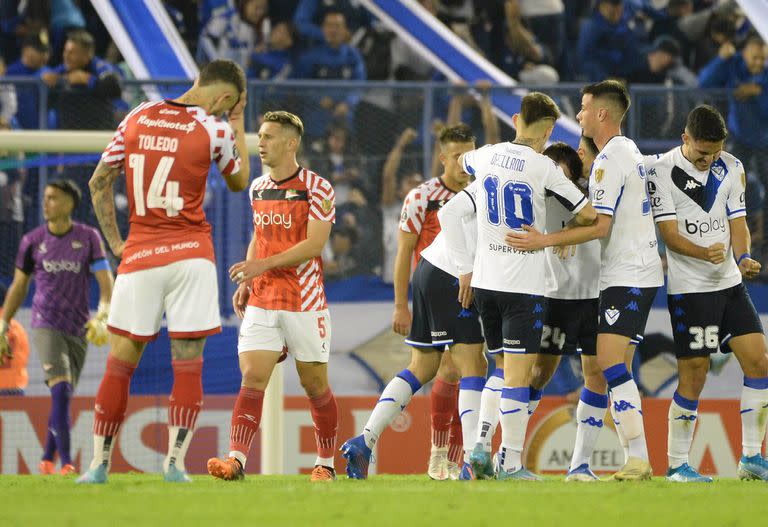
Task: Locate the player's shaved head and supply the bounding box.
[263,110,304,138]
[685,105,727,142]
[543,142,583,182]
[519,92,560,127]
[582,80,630,122]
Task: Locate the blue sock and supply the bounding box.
[49,382,73,465]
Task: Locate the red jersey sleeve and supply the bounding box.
[308,174,336,223]
[101,101,151,168]
[211,120,241,176]
[399,187,425,234]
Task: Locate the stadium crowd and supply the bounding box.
[1,0,767,280]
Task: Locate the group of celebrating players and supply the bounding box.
[1,58,767,484]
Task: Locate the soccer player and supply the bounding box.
[206,111,338,482]
[340,124,484,480]
[649,105,768,482]
[442,93,596,480]
[507,80,664,480]
[77,59,249,484]
[0,179,113,475]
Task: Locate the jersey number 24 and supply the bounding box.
[483,176,534,229]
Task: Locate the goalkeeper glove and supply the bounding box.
[85,302,110,346]
[0,319,11,365]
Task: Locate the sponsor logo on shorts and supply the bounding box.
[604,308,620,326]
[42,259,81,274]
[431,331,447,337]
[503,338,521,345]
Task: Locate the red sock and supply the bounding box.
[309,389,338,459]
[431,378,458,448]
[169,358,203,430]
[448,392,463,464]
[229,387,264,455]
[93,355,136,436]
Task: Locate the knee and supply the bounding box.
[240,363,271,390]
[408,354,440,384]
[742,353,768,378]
[300,372,328,398]
[583,373,607,394]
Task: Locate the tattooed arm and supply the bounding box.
[89,160,125,257]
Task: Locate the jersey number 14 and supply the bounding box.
[128,153,184,217]
[483,176,534,229]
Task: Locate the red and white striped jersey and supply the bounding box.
[247,167,335,312]
[101,100,241,274]
[399,177,459,263]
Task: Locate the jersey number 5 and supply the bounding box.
[483,176,534,229]
[128,153,184,217]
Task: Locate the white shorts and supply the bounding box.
[238,306,331,363]
[108,258,221,341]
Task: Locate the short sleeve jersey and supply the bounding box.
[15,223,108,336]
[462,142,588,295]
[101,100,241,274]
[420,214,478,278]
[648,148,745,294]
[248,167,335,312]
[588,136,663,290]
[544,191,601,300]
[399,177,459,264]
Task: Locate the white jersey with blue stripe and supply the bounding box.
[647,147,746,295]
[588,136,663,290]
[462,142,588,295]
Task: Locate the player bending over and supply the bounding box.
[1,179,113,476]
[649,105,768,482]
[207,111,339,482]
[507,80,664,481]
[442,92,596,480]
[78,59,249,484]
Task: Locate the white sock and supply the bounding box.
[528,386,542,416]
[668,392,699,469]
[89,434,117,471]
[458,377,484,462]
[741,378,768,457]
[477,368,503,451]
[228,450,247,469]
[363,370,421,449]
[164,426,194,472]
[609,379,647,461]
[315,455,334,468]
[609,400,629,464]
[499,387,529,472]
[569,388,608,472]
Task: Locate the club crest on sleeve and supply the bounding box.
[321,199,333,214]
[594,168,604,183]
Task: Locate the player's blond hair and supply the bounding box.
[263,111,304,138]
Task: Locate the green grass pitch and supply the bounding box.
[2,474,767,526]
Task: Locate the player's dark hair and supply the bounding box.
[543,142,583,182]
[580,134,598,157]
[46,178,82,209]
[65,29,94,54]
[264,110,305,138]
[520,92,560,125]
[439,123,475,145]
[686,105,728,142]
[199,59,246,94]
[582,79,631,116]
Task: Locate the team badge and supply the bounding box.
[38,242,47,254]
[604,308,620,326]
[321,199,333,214]
[72,240,83,250]
[285,189,299,200]
[711,164,725,181]
[594,168,604,183]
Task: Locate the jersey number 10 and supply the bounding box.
[483,176,534,229]
[128,153,184,217]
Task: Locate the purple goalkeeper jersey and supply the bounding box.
[15,222,108,337]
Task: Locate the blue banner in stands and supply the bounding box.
[358,0,582,145]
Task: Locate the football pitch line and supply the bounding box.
[1,475,767,526]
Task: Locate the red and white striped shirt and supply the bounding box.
[399,177,459,263]
[248,167,335,312]
[102,99,240,274]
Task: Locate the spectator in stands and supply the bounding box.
[699,35,768,199]
[4,32,49,129]
[0,57,17,129]
[323,224,360,279]
[380,128,423,284]
[518,0,565,72]
[336,185,380,274]
[627,36,685,85]
[0,284,29,396]
[40,29,121,130]
[248,21,298,80]
[293,10,366,138]
[309,124,362,203]
[647,0,693,65]
[500,0,559,84]
[689,11,737,72]
[293,0,370,45]
[577,0,641,82]
[198,0,271,69]
[0,125,24,277]
[0,0,49,64]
